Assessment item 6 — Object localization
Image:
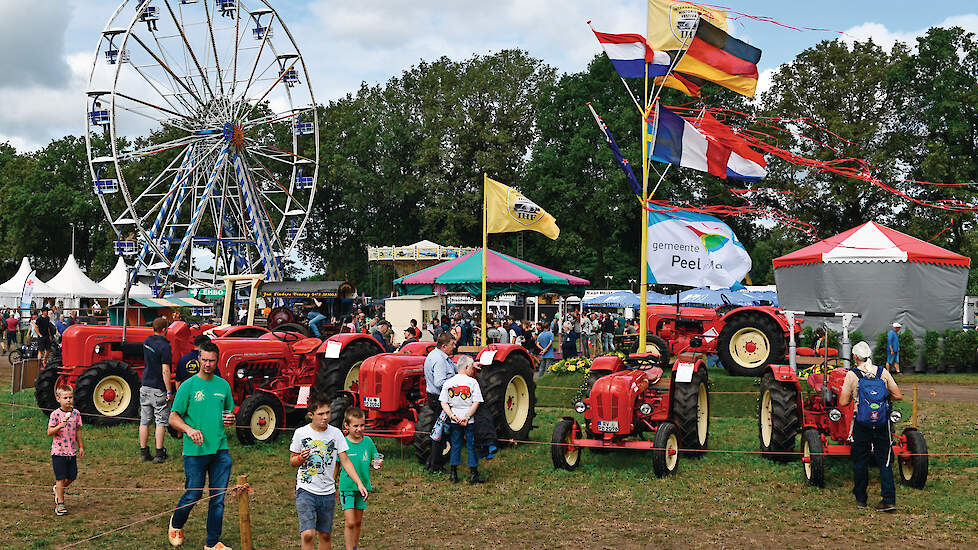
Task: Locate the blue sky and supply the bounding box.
[1,0,976,151]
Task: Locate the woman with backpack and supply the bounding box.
[838,341,903,513]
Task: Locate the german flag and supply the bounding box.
[671,18,762,97]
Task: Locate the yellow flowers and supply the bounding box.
[550,356,592,375]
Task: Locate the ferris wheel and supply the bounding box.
[84,0,318,291]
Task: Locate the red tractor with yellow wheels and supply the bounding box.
[757,311,929,488]
[550,351,710,477]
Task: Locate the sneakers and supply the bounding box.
[55,503,67,516]
[141,447,152,462]
[168,515,184,547]
[874,500,896,513]
[204,543,232,550]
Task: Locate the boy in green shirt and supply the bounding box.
[338,408,380,550]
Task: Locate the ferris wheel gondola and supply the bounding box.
[85,0,318,292]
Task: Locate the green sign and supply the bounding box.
[189,288,226,299]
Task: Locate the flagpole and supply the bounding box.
[639,59,650,354]
[481,173,488,347]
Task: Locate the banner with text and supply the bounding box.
[647,210,751,287]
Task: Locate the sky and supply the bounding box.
[2,0,977,152]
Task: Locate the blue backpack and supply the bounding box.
[852,366,889,427]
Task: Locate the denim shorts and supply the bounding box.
[139,386,170,426]
[296,488,335,533]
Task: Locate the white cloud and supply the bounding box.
[843,14,978,52]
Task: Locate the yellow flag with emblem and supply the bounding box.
[484,175,559,240]
[648,0,728,51]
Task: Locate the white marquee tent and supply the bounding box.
[0,258,68,308]
[45,254,117,308]
[98,257,154,298]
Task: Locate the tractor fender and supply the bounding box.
[399,341,436,356]
[766,364,799,383]
[251,387,288,420]
[668,356,708,398]
[476,344,532,366]
[317,333,383,358]
[721,306,798,335]
[591,355,623,374]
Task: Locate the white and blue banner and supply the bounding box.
[647,210,751,287]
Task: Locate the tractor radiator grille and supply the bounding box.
[594,391,620,420]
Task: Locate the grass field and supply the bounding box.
[1,367,977,549]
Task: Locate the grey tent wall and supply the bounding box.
[774,262,968,371]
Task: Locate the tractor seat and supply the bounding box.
[643,366,665,387]
[291,338,323,356]
[807,373,825,393]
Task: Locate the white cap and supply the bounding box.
[852,341,872,360]
[893,322,902,328]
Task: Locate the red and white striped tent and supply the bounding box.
[774,222,970,365]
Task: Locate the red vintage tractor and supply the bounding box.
[645,303,801,376]
[232,332,388,444]
[757,311,929,488]
[323,343,536,464]
[550,351,710,477]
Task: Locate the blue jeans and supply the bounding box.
[538,357,554,377]
[308,313,327,337]
[852,422,895,504]
[172,449,233,547]
[602,333,615,352]
[448,423,477,467]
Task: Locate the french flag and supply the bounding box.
[592,29,672,79]
[647,104,766,182]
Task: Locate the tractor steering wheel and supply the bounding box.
[273,330,301,343]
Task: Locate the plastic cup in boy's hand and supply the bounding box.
[371,453,384,469]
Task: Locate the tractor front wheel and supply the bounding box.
[34,360,62,415]
[73,361,140,426]
[899,428,928,489]
[413,406,451,465]
[758,373,799,462]
[801,428,825,487]
[716,312,785,376]
[671,369,710,456]
[651,421,680,478]
[235,392,283,445]
[551,418,581,471]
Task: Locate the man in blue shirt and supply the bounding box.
[535,322,554,379]
[371,321,395,353]
[423,332,456,474]
[140,317,173,464]
[886,322,902,375]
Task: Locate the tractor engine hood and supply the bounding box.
[586,370,649,436]
[358,354,425,413]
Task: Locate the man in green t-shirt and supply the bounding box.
[339,407,380,550]
[166,341,235,550]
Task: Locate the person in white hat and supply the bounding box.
[886,322,902,375]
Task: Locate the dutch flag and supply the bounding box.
[592,29,672,79]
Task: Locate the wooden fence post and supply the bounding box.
[237,474,253,550]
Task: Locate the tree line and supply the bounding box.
[1,27,976,297]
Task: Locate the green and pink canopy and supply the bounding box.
[393,249,589,298]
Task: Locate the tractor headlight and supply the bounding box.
[236,368,246,379]
[639,403,653,416]
[574,401,587,414]
[828,408,843,422]
[93,344,102,355]
[889,410,902,424]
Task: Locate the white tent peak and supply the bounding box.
[0,257,33,293]
[99,256,153,298]
[46,254,116,298]
[822,222,908,263]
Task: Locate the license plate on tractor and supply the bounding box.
[363,397,381,408]
[597,420,619,433]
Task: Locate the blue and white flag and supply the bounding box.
[587,102,642,196]
[647,210,751,287]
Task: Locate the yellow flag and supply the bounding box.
[648,0,728,51]
[484,175,559,240]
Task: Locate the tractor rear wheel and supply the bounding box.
[315,339,384,400]
[551,418,581,471]
[801,428,825,487]
[235,392,283,445]
[899,428,928,489]
[328,394,353,429]
[645,334,670,367]
[413,406,451,465]
[478,352,536,445]
[671,369,710,456]
[73,361,140,426]
[716,312,785,376]
[34,360,62,415]
[758,373,799,462]
[651,421,680,478]
[276,322,311,338]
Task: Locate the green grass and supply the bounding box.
[2,369,977,549]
